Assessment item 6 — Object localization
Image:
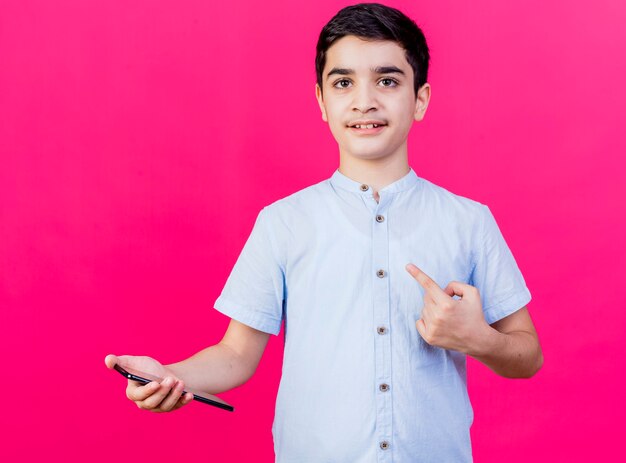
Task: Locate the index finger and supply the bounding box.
[405,263,450,304]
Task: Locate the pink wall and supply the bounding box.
[1,0,625,461]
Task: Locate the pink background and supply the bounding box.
[1,0,625,461]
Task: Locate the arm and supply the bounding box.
[167,319,271,394]
[105,318,270,412]
[470,306,543,378]
[406,263,543,379]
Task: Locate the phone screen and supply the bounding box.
[113,364,234,412]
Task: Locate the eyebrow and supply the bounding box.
[326,66,405,80]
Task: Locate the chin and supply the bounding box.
[343,144,392,160]
[346,151,391,161]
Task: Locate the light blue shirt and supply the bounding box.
[214,167,531,462]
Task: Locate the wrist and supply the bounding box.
[466,323,503,358]
[164,362,184,379]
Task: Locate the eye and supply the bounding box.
[379,78,399,87]
[333,79,352,89]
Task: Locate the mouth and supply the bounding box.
[347,121,387,135]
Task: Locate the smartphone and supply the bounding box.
[113,364,234,412]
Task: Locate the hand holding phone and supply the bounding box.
[105,354,234,412]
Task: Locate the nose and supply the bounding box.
[352,83,378,113]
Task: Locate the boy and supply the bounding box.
[105,3,543,462]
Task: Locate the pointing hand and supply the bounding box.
[405,263,490,355]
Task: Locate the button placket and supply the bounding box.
[372,201,392,459]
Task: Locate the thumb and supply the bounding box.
[104,354,118,369]
[105,354,140,370]
[415,318,428,341]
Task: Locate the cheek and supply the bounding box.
[324,100,342,120]
[325,105,346,131]
[326,118,346,143]
[392,100,417,132]
[401,96,418,116]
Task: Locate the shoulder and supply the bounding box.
[418,177,488,221]
[260,178,331,223]
[417,178,501,265]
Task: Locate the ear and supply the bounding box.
[315,83,328,122]
[414,83,431,122]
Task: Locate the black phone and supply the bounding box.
[113,363,234,412]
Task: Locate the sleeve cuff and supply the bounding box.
[482,288,532,324]
[214,295,282,335]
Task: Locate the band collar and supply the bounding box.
[330,167,421,195]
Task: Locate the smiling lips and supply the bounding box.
[348,120,387,134]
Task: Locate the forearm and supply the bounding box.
[166,342,254,395]
[469,327,543,378]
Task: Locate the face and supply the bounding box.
[316,36,430,163]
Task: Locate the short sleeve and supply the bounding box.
[470,205,532,324]
[214,207,285,335]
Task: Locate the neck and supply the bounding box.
[338,147,410,196]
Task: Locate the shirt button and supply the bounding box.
[380,441,390,450]
[377,326,387,335]
[376,269,386,278]
[360,184,369,191]
[375,214,385,223]
[379,383,390,392]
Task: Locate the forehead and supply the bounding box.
[324,35,410,72]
